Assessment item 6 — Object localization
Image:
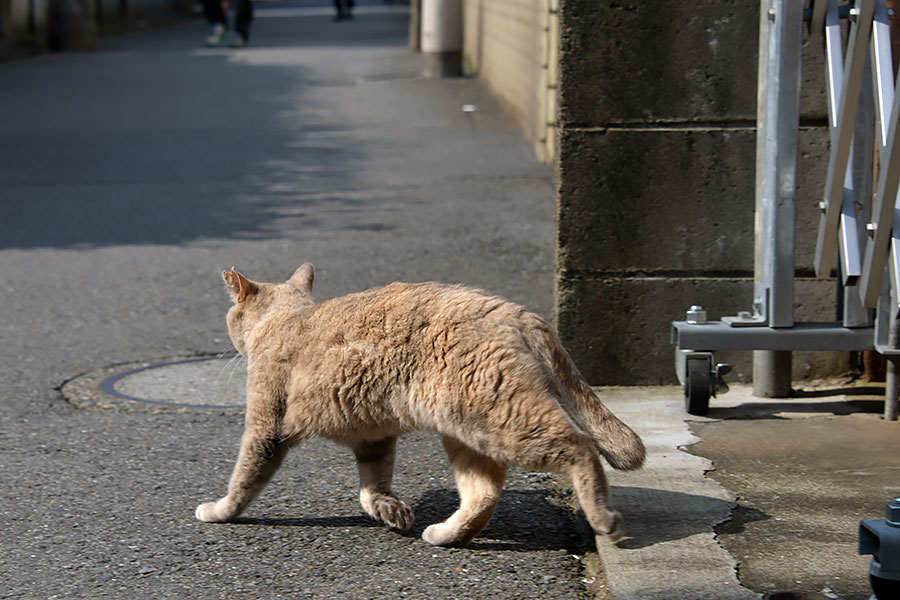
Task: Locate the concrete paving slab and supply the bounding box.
[688,383,900,600]
[597,388,760,600]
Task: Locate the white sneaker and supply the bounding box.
[205,23,225,47]
[227,33,247,48]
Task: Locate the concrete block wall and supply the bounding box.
[555,0,848,385]
[462,0,558,162]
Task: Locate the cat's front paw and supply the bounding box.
[195,499,235,523]
[422,523,464,546]
[372,496,414,530]
[361,491,414,530]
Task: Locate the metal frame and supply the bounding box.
[859,0,900,315]
[672,0,900,418]
[815,0,873,287]
[755,0,802,329]
[672,321,874,352]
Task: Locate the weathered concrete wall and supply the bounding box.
[462,0,558,162]
[555,0,845,385]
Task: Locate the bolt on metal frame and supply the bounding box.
[672,0,900,417]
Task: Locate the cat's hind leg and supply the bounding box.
[195,431,290,523]
[352,437,414,530]
[422,435,508,546]
[568,444,625,545]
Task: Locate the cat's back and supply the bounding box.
[314,281,528,338]
[288,282,554,430]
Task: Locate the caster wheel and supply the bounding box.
[684,359,711,416]
[871,573,900,600]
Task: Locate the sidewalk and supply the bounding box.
[599,383,899,600]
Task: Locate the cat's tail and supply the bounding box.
[525,316,646,471]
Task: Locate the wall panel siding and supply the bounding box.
[463,0,557,162]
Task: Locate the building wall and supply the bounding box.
[1,0,182,53]
[97,0,184,29]
[3,0,47,48]
[554,0,846,385]
[0,0,10,39]
[462,0,558,163]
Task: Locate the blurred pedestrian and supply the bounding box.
[203,0,254,47]
[333,0,354,21]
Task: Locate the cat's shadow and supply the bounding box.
[405,488,593,554]
[234,488,594,554]
[233,514,382,528]
[609,486,770,550]
[234,486,761,553]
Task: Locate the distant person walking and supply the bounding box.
[203,0,254,47]
[333,0,354,21]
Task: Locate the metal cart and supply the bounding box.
[672,0,900,418]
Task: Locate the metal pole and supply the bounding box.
[409,0,421,52]
[753,350,793,397]
[421,0,463,77]
[886,306,900,420]
[753,0,802,397]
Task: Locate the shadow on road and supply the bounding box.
[704,393,885,421]
[233,486,596,554]
[233,514,382,528]
[0,2,410,250]
[409,487,594,554]
[611,486,770,550]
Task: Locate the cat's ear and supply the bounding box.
[289,263,315,296]
[222,268,257,303]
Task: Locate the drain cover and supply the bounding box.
[62,355,246,412]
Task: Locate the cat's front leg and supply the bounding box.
[195,429,290,523]
[352,437,414,530]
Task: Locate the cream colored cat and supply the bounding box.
[195,264,645,548]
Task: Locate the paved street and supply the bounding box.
[0,2,576,598]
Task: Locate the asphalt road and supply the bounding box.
[0,2,579,598]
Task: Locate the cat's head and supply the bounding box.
[222,263,316,354]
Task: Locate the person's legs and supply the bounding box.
[202,0,227,45]
[233,0,254,44]
[202,0,226,25]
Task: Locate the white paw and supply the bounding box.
[195,500,230,522]
[422,523,457,546]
